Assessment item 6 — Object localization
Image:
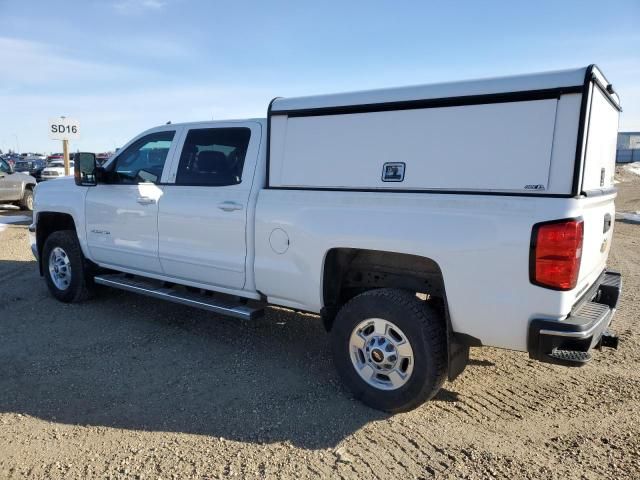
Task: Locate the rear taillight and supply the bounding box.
[530,219,584,290]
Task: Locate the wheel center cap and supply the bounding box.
[371,349,384,363]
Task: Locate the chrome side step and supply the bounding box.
[94,274,264,321]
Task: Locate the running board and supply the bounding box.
[93,274,264,321]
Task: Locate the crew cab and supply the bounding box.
[30,65,622,412]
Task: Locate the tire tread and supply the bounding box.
[332,288,447,412]
[43,230,92,303]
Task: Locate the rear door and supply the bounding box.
[158,122,261,290]
[85,128,180,274]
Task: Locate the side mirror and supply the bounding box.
[75,152,98,186]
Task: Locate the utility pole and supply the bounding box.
[60,116,70,176]
[63,138,70,176]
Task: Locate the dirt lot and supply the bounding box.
[0,174,639,480]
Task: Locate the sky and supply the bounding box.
[0,0,638,153]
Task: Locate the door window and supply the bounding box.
[175,128,251,186]
[0,159,10,173]
[113,131,175,184]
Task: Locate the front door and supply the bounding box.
[158,123,260,289]
[85,129,179,274]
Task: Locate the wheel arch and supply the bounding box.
[35,212,78,275]
[321,248,445,322]
[321,247,472,381]
[15,181,35,199]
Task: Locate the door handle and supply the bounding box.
[136,196,156,205]
[217,201,243,212]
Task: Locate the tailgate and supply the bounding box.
[576,194,615,290]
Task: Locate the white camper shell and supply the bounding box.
[268,65,620,196]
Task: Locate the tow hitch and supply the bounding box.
[598,330,619,350]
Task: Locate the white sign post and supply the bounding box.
[48,117,80,176]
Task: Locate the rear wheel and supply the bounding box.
[19,188,33,211]
[331,288,447,412]
[42,230,93,303]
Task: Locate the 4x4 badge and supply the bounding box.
[382,162,405,182]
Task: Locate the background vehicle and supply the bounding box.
[40,159,75,180]
[20,153,45,160]
[3,153,20,167]
[14,157,47,181]
[47,153,64,164]
[96,152,113,166]
[0,158,36,209]
[30,65,622,412]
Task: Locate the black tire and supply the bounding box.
[42,230,93,303]
[19,188,34,211]
[331,288,447,413]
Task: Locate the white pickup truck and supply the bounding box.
[30,65,622,412]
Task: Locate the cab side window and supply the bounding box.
[175,128,251,186]
[0,159,10,173]
[113,131,175,184]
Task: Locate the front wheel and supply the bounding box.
[42,230,93,303]
[19,188,33,211]
[331,288,447,413]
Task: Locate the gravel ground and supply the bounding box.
[0,175,639,480]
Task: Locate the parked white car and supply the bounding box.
[40,160,75,180]
[30,65,622,412]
